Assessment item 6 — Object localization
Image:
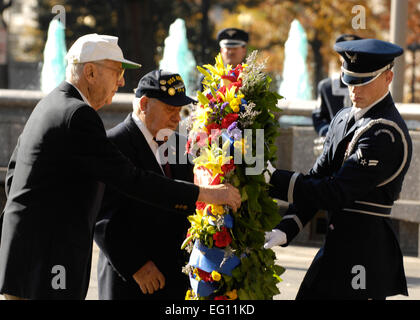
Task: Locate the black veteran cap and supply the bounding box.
[135,70,196,107]
[217,28,249,48]
[334,38,403,87]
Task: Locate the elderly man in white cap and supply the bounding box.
[0,34,241,300]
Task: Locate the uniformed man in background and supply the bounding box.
[198,28,249,91]
[265,38,412,300]
[312,34,362,156]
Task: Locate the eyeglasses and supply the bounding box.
[92,62,125,81]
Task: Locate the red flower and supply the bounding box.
[217,86,227,103]
[213,227,232,248]
[221,113,239,129]
[196,201,206,210]
[221,159,235,174]
[206,93,216,102]
[197,268,213,282]
[210,173,221,186]
[185,139,191,154]
[206,122,221,134]
[214,295,228,300]
[228,79,242,91]
[221,74,237,82]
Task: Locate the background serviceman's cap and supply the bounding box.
[65,33,142,69]
[217,28,249,48]
[135,70,196,107]
[335,33,362,44]
[334,38,403,87]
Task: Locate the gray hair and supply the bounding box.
[132,96,141,112]
[65,62,85,83]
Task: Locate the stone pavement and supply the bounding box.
[85,243,420,300]
[2,242,419,300]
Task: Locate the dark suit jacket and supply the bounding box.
[94,114,194,300]
[0,81,199,299]
[271,93,412,299]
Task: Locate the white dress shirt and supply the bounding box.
[131,112,165,174]
[350,91,389,121]
[66,81,92,107]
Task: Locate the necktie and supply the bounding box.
[154,138,172,178]
[345,113,355,134]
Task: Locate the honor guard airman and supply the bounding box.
[265,39,412,300]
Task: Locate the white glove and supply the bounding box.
[264,160,277,183]
[264,229,287,249]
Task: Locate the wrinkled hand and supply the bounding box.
[264,229,287,249]
[132,261,165,294]
[198,183,241,212]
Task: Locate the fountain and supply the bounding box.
[279,19,313,126]
[279,19,312,100]
[159,18,197,97]
[40,19,67,93]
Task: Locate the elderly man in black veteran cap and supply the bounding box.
[217,27,249,68]
[94,70,197,300]
[264,39,412,300]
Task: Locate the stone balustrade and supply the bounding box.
[0,89,419,255]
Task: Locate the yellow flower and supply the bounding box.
[193,144,232,178]
[233,137,250,155]
[185,289,193,300]
[211,271,221,281]
[230,93,244,113]
[193,107,211,130]
[210,204,225,215]
[202,53,231,78]
[193,268,201,282]
[226,289,238,300]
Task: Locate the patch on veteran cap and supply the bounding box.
[135,70,196,107]
[334,39,403,86]
[217,28,249,48]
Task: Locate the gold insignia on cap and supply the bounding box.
[345,52,357,63]
[226,30,236,37]
[160,86,167,91]
[168,87,176,96]
[160,80,167,85]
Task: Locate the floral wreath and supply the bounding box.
[182,51,285,300]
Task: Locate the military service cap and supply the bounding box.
[217,28,249,48]
[334,39,403,86]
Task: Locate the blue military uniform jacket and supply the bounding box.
[270,93,412,299]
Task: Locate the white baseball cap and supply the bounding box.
[65,33,141,69]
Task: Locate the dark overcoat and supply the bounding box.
[94,114,194,299]
[0,82,198,299]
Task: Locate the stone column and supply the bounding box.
[389,0,408,102]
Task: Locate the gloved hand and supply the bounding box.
[264,229,287,249]
[264,160,277,183]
